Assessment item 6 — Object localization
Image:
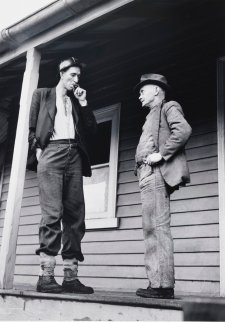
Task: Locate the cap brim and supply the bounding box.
[134,79,171,93]
[59,61,86,72]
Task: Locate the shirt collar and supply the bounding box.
[150,99,165,113]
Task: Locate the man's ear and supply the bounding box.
[155,86,160,96]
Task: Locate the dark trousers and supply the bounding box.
[36,140,85,261]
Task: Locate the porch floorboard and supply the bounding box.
[1,284,225,321]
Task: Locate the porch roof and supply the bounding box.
[0,0,224,115]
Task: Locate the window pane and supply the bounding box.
[84,165,109,218]
[88,121,111,166]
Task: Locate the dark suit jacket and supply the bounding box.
[27,87,97,176]
[148,100,192,189]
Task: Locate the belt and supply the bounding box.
[134,160,153,176]
[49,139,78,145]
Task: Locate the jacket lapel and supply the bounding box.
[150,103,162,150]
[45,88,79,126]
[45,87,56,122]
[69,93,80,125]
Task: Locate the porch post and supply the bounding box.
[217,57,225,296]
[0,48,41,289]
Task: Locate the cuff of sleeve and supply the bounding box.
[79,100,88,106]
[159,148,170,161]
[30,137,38,151]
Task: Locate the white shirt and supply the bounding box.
[51,90,75,140]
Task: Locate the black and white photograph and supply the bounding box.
[0,0,225,320]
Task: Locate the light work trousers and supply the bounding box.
[138,164,175,288]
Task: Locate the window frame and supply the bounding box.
[85,103,121,229]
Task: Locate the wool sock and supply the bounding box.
[63,258,78,281]
[39,252,56,276]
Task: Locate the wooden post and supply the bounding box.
[217,57,225,296]
[0,48,41,289]
[0,166,4,203]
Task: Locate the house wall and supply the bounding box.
[0,110,219,294]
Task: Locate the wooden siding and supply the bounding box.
[115,117,219,294]
[0,117,219,294]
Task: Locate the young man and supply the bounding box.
[134,73,192,299]
[28,57,97,294]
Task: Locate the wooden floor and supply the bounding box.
[0,284,225,321]
[1,283,182,310]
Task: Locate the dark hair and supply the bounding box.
[58,57,83,73]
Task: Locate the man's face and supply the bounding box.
[139,84,156,107]
[60,66,81,91]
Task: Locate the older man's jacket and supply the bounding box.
[136,100,192,190]
[27,87,97,176]
[154,101,192,188]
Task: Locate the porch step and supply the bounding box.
[0,285,183,321]
[1,285,225,321]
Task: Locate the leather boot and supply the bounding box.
[136,286,174,299]
[62,276,94,294]
[36,275,63,293]
[62,258,94,294]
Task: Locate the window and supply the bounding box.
[84,103,120,229]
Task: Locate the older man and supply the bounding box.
[28,57,97,294]
[134,74,192,299]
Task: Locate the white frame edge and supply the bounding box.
[85,103,121,229]
[86,218,118,230]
